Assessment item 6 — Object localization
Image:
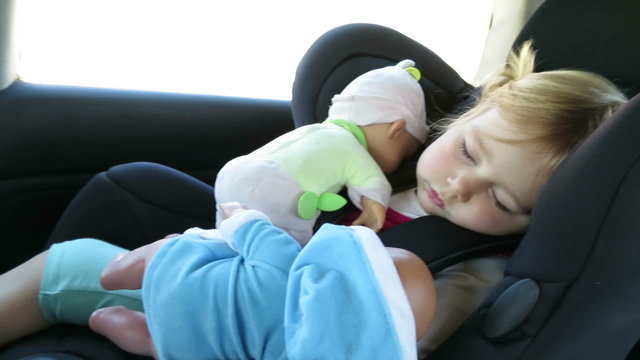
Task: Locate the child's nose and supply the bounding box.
[446,174,479,203]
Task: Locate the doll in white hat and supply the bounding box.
[214,60,428,244]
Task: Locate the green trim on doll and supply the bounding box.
[327,119,368,149]
[297,191,348,220]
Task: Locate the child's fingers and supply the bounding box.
[100,239,168,290]
[89,306,157,358]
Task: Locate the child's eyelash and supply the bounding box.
[459,138,508,212]
[489,188,510,213]
[459,139,474,163]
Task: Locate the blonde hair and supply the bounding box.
[439,40,627,169]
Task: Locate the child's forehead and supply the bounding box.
[465,108,541,145]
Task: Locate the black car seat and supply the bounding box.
[431,77,640,360]
[430,0,640,357]
[291,0,640,359]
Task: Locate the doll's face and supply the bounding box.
[415,108,551,235]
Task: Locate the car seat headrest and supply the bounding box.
[514,0,640,98]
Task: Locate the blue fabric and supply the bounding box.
[143,215,409,359]
[285,223,407,359]
[143,219,300,360]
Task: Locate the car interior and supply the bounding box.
[1,0,640,358]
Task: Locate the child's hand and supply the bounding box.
[220,201,248,219]
[352,196,386,232]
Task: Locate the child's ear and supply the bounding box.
[387,119,407,139]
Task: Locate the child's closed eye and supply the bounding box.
[459,138,476,164]
[489,188,510,213]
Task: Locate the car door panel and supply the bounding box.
[0,81,294,272]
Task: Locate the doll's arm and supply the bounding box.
[351,196,386,232]
[89,238,168,358]
[341,143,391,230]
[219,205,301,271]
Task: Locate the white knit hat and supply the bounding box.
[327,59,429,143]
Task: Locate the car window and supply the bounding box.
[15,0,492,100]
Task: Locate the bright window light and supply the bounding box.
[16,0,492,100]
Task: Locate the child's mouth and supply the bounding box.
[428,187,445,208]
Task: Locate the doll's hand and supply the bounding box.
[90,306,158,359]
[88,238,168,358]
[98,238,168,291]
[352,196,386,232]
[220,201,249,219]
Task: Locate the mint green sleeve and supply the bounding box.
[340,140,392,210]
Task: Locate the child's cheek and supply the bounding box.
[453,205,512,235]
[417,143,451,177]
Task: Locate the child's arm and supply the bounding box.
[350,196,386,231]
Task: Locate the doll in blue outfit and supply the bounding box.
[85,202,436,359]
